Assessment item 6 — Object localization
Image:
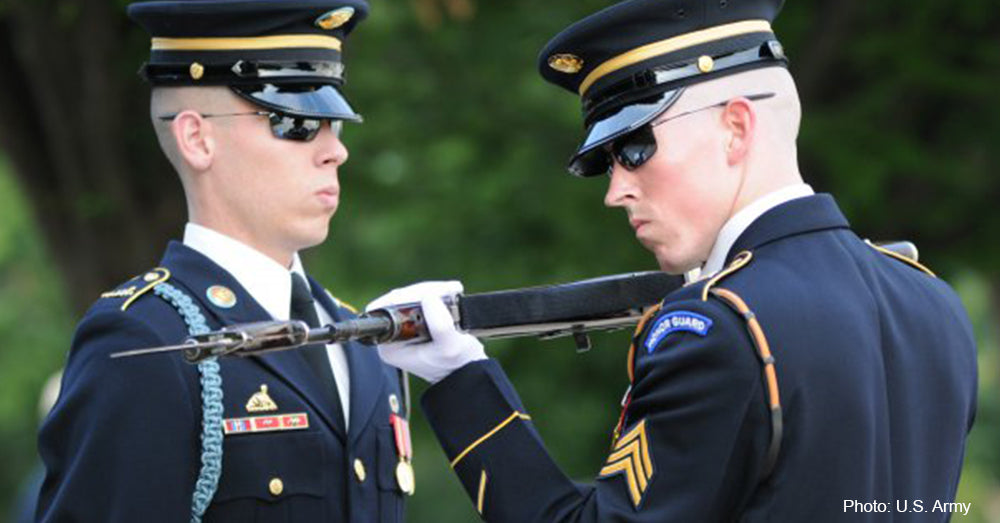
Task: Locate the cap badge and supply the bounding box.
[548,53,583,74]
[697,55,715,74]
[189,62,205,80]
[206,285,237,308]
[315,7,355,30]
[246,384,279,413]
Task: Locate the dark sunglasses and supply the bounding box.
[157,111,342,142]
[600,92,776,174]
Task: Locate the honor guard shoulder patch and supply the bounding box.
[599,419,654,509]
[644,311,713,353]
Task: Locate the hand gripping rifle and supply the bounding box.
[111,241,920,363]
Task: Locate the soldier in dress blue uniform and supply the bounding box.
[367,0,979,521]
[37,1,414,521]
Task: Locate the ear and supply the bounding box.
[170,110,215,172]
[721,98,756,166]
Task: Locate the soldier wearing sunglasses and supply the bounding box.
[367,0,978,521]
[37,1,413,521]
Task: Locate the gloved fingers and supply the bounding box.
[366,280,464,312]
[376,344,421,378]
[420,294,460,340]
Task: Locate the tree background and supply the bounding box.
[0,0,997,521]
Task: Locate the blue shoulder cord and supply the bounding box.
[153,283,224,523]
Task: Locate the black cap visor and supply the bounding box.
[568,89,683,177]
[231,83,362,121]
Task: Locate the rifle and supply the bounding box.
[110,241,919,363]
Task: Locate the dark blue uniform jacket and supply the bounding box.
[421,194,978,522]
[38,242,408,522]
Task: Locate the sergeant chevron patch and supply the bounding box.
[599,419,654,508]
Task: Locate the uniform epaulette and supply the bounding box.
[325,289,358,314]
[99,267,171,311]
[865,240,936,278]
[701,250,753,301]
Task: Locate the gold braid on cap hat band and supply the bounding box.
[151,34,342,52]
[578,20,772,96]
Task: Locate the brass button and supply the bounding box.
[697,55,715,73]
[269,477,284,496]
[354,458,367,483]
[189,62,205,80]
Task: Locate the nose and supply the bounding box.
[604,163,636,208]
[315,121,349,167]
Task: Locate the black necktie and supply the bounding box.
[290,273,343,418]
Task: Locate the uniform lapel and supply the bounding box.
[726,194,851,265]
[161,242,346,438]
[309,276,386,445]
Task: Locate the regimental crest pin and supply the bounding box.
[246,384,278,413]
[206,285,237,308]
[548,53,584,74]
[315,7,354,30]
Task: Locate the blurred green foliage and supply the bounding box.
[0,158,74,521]
[1,0,998,521]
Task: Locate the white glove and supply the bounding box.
[365,281,486,384]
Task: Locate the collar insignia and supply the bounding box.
[206,285,237,309]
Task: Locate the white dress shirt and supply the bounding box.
[692,184,815,281]
[184,223,351,427]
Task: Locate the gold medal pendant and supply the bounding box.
[390,413,415,495]
[395,459,415,495]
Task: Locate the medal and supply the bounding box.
[395,460,415,495]
[390,413,415,495]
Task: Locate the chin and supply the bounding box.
[294,224,331,251]
[653,251,697,276]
